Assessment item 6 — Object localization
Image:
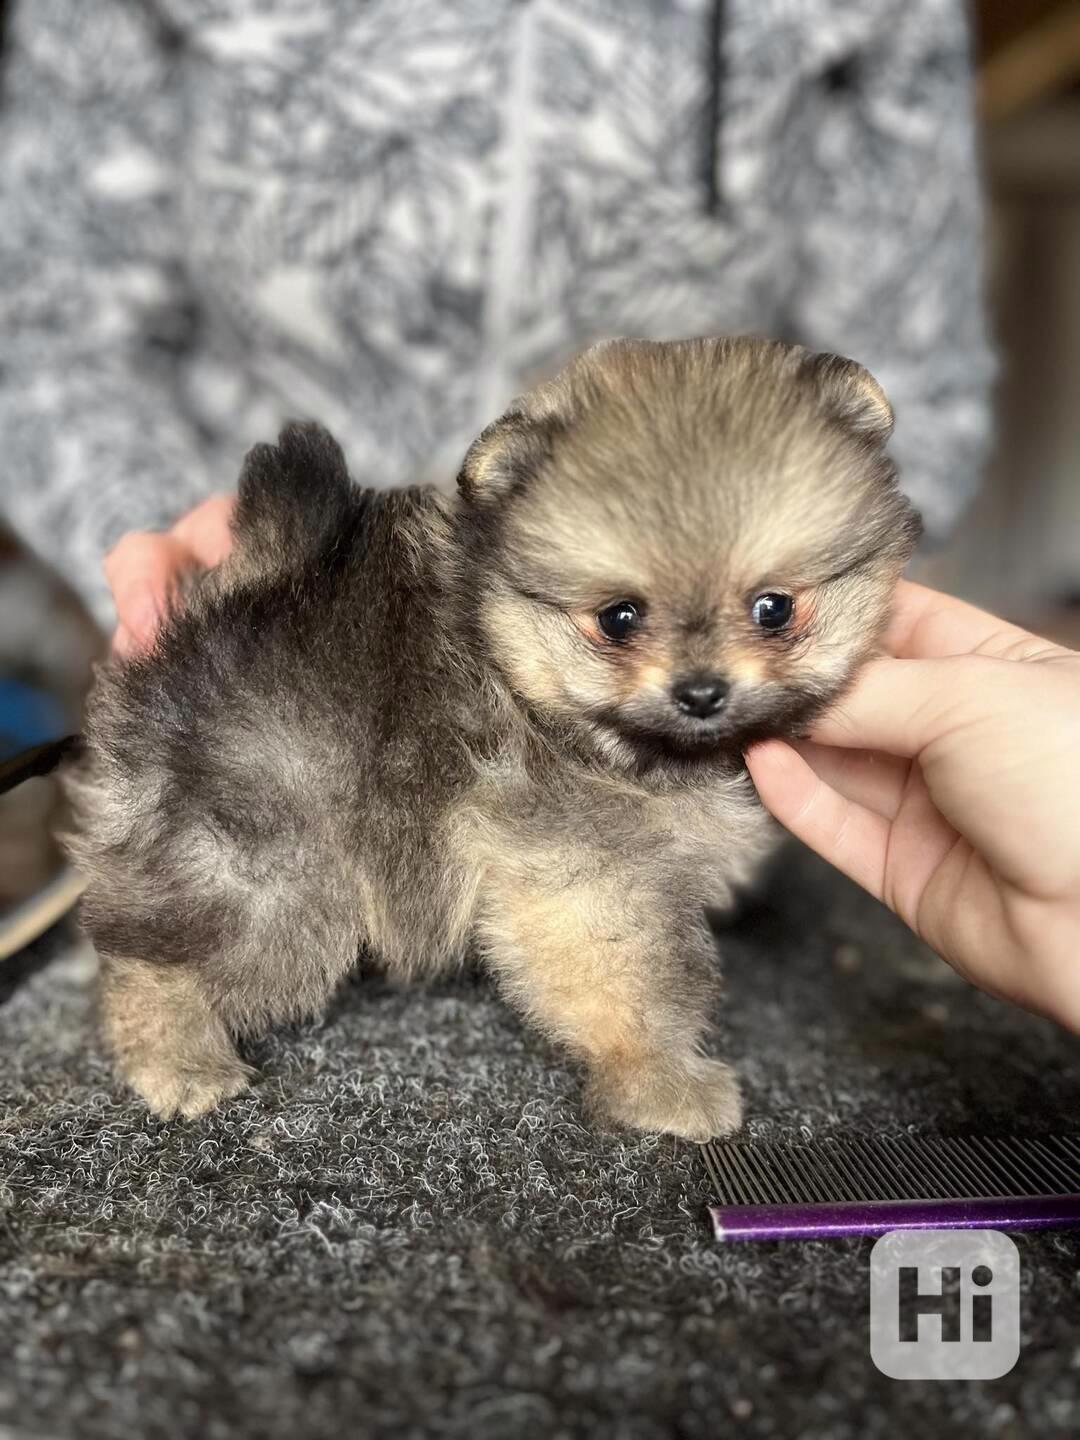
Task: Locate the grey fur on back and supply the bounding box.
[67,424,473,1008]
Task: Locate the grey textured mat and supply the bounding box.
[1,846,1079,1439]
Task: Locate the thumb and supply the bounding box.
[810,655,998,758]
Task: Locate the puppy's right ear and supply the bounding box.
[457,390,567,502]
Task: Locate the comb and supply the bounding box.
[702,1135,1080,1240]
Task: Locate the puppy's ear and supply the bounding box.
[457,385,569,502]
[804,352,894,445]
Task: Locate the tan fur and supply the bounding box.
[479,862,744,1142]
[100,959,254,1119]
[467,340,917,749]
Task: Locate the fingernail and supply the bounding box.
[746,740,802,777]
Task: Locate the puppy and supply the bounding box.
[62,337,919,1139]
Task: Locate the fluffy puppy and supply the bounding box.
[62,337,919,1139]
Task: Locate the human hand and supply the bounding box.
[746,581,1080,1031]
[104,494,235,656]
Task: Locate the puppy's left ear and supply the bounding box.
[804,352,894,445]
[457,384,568,502]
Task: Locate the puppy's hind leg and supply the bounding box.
[84,858,363,1118]
[69,771,364,1120]
[100,956,254,1120]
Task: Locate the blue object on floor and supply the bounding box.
[0,678,68,762]
[0,679,85,960]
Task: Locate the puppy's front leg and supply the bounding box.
[479,864,742,1141]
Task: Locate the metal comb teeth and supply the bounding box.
[702,1135,1080,1241]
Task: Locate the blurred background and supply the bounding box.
[1,0,1079,947]
[924,0,1080,630]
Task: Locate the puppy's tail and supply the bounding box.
[231,420,356,576]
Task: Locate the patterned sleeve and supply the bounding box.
[0,0,214,628]
[784,0,995,539]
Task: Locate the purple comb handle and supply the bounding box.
[709,1193,1080,1241]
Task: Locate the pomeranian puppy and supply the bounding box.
[63,337,919,1139]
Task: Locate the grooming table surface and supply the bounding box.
[1,846,1078,1439]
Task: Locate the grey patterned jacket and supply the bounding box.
[0,0,992,625]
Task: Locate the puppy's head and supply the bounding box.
[458,337,920,761]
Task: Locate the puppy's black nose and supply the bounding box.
[672,675,730,719]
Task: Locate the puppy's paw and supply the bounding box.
[592,1054,743,1142]
[124,1058,253,1120]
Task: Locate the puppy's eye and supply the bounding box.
[596,601,642,642]
[751,592,794,631]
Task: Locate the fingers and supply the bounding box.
[105,494,236,655]
[813,581,1063,760]
[789,740,911,820]
[104,530,189,654]
[809,654,990,757]
[886,580,1041,661]
[745,740,890,903]
[171,493,235,568]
